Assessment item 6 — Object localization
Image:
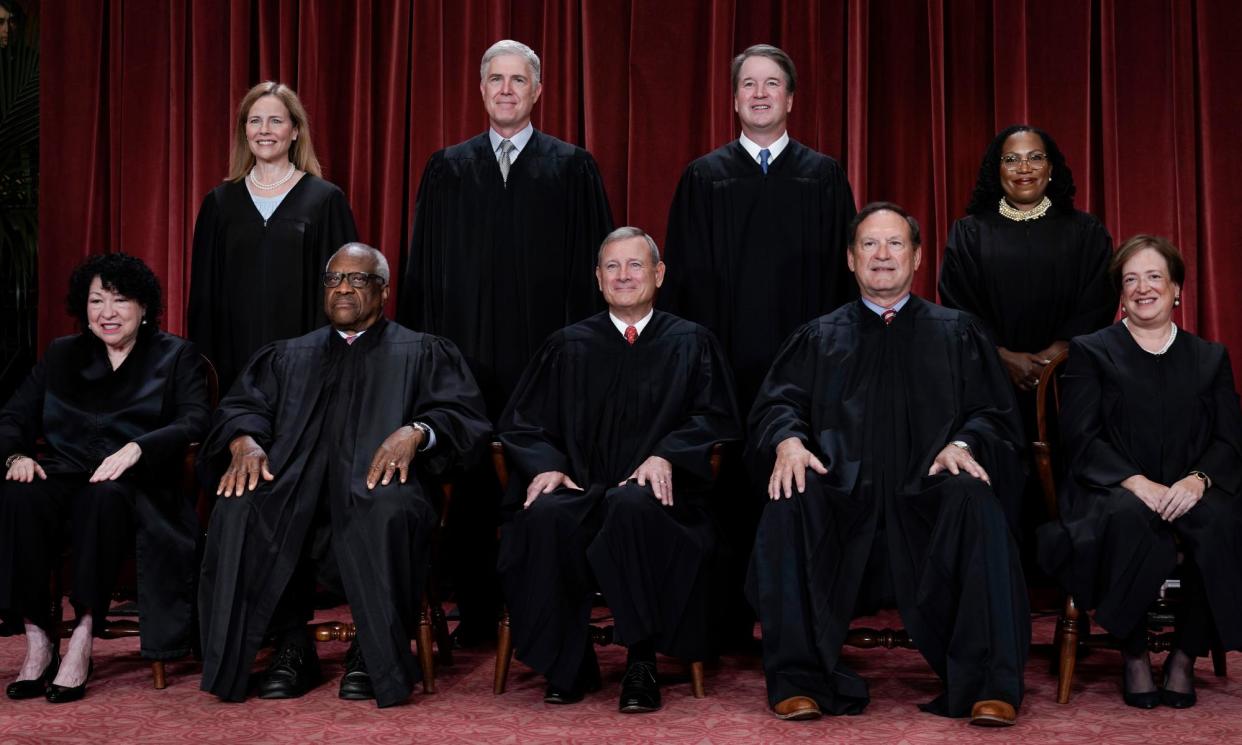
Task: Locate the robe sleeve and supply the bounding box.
[651,329,742,483]
[398,153,443,330]
[187,190,221,358]
[747,324,821,469]
[937,219,994,339]
[0,357,47,459]
[1060,337,1142,487]
[947,318,1026,517]
[407,336,491,476]
[658,163,715,322]
[1193,348,1242,495]
[564,153,613,323]
[198,343,283,475]
[131,343,211,467]
[497,335,574,487]
[822,164,859,311]
[1053,217,1117,341]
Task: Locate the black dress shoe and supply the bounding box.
[338,639,375,700]
[45,661,91,704]
[618,661,661,713]
[543,647,602,704]
[1122,680,1160,709]
[1160,658,1197,709]
[6,652,59,700]
[257,642,322,699]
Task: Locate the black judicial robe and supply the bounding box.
[746,297,1029,716]
[197,319,490,707]
[660,139,857,409]
[399,130,614,418]
[496,311,741,689]
[0,329,209,657]
[188,176,359,390]
[939,208,1116,356]
[1038,324,1242,648]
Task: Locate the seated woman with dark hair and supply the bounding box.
[0,253,210,703]
[1039,235,1242,709]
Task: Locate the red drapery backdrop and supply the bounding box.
[39,0,1242,382]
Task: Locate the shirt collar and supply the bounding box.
[337,328,366,340]
[489,124,535,161]
[609,308,654,338]
[860,294,911,317]
[739,131,790,164]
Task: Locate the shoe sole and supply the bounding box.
[969,715,1015,727]
[619,703,661,714]
[774,709,822,721]
[339,691,376,701]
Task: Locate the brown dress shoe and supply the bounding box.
[773,695,822,721]
[970,699,1016,726]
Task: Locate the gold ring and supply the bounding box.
[388,460,397,467]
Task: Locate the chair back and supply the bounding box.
[1032,348,1070,520]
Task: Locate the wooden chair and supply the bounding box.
[307,478,454,694]
[1035,350,1228,703]
[50,354,220,689]
[491,441,716,698]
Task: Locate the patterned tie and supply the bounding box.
[759,148,771,174]
[499,139,515,184]
[625,325,638,345]
[882,309,896,326]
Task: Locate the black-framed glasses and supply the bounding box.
[322,271,386,288]
[1000,152,1049,171]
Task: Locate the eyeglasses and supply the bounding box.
[1000,153,1049,171]
[322,272,386,288]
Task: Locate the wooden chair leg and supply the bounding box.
[494,608,513,695]
[1211,641,1228,677]
[689,661,705,698]
[417,603,436,694]
[430,600,453,667]
[152,660,167,689]
[1056,595,1080,704]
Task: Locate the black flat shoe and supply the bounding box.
[338,639,374,701]
[257,642,321,700]
[6,652,59,700]
[618,661,661,714]
[45,661,91,704]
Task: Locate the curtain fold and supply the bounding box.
[39,0,1242,384]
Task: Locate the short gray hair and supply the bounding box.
[327,242,390,284]
[597,226,661,266]
[480,39,541,84]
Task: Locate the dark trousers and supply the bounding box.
[0,475,136,632]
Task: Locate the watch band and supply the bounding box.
[410,421,432,450]
[5,453,29,469]
[1189,470,1212,490]
[949,440,972,455]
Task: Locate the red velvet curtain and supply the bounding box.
[39,0,1242,381]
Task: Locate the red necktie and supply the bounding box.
[345,334,358,345]
[625,325,638,345]
[882,309,896,326]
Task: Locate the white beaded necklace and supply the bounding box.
[998,195,1051,222]
[249,164,296,191]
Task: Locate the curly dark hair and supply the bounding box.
[965,124,1077,215]
[65,253,164,331]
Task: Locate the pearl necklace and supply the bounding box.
[249,164,296,190]
[998,195,1051,222]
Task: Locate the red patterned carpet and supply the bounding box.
[2,608,1241,744]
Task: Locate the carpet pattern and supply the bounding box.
[1,609,1240,744]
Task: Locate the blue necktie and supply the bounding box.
[759,148,771,174]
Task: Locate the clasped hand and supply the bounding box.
[524,455,675,508]
[1123,474,1204,522]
